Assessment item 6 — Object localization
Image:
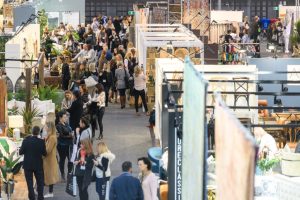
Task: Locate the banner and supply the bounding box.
[182,57,208,200]
[215,95,257,200]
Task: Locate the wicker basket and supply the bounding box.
[281,152,300,177]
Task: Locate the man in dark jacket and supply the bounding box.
[110,161,143,200]
[19,126,47,200]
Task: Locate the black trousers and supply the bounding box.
[97,107,105,136]
[134,89,148,113]
[57,144,72,177]
[62,79,70,91]
[49,184,54,193]
[104,86,110,106]
[77,176,89,200]
[24,169,44,200]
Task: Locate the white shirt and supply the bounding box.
[89,92,105,108]
[134,73,146,91]
[84,49,97,63]
[259,133,278,158]
[141,173,159,200]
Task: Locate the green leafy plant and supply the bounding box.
[0,139,21,181]
[19,107,41,135]
[63,32,80,42]
[34,85,64,112]
[38,9,48,39]
[7,107,18,116]
[257,158,280,174]
[291,20,300,47]
[14,91,26,102]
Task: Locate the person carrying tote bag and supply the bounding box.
[74,139,95,200]
[93,142,115,200]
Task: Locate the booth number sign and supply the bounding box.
[176,136,182,200]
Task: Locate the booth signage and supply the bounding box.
[175,129,182,200]
[128,11,135,15]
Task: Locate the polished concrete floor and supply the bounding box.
[52,103,152,200]
[12,102,152,200]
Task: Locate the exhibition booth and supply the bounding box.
[155,58,259,143]
[135,24,204,75]
[154,57,300,200]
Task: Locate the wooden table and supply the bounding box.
[272,112,300,142]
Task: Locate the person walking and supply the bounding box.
[56,111,73,180]
[93,142,116,200]
[19,126,47,200]
[99,63,113,107]
[43,121,60,198]
[67,90,83,131]
[74,139,95,200]
[138,157,159,200]
[115,63,129,109]
[96,83,105,139]
[110,161,143,200]
[133,66,149,116]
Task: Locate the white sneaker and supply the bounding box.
[44,193,54,198]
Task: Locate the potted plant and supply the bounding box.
[19,107,40,136]
[291,20,300,57]
[257,158,280,175]
[0,139,21,198]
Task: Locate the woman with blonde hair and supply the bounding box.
[74,139,95,200]
[93,142,115,200]
[134,66,149,116]
[43,121,60,198]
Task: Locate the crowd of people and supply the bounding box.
[20,15,157,200]
[221,15,288,63]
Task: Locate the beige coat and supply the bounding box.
[43,135,60,185]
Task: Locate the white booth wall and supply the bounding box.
[136,24,204,74]
[5,24,40,87]
[155,58,258,143]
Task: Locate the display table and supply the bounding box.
[254,174,300,200]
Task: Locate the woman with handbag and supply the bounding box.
[115,62,130,109]
[93,142,115,200]
[74,139,95,200]
[43,121,60,198]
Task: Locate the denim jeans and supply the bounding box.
[95,177,110,200]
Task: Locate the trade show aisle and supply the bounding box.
[12,103,152,200]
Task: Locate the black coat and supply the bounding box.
[67,98,83,131]
[75,152,95,190]
[56,122,73,146]
[19,136,47,171]
[99,71,113,88]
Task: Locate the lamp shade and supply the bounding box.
[15,72,26,93]
[8,115,23,128]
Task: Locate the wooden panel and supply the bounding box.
[0,78,7,136]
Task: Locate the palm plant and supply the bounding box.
[19,107,41,135]
[0,139,21,181]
